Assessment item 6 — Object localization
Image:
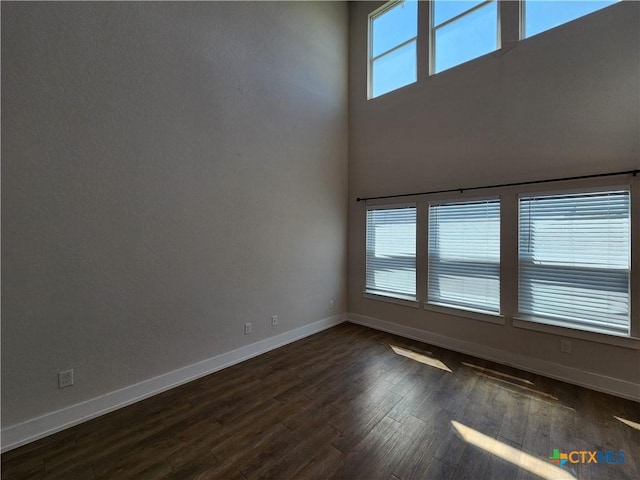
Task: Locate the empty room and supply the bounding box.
[1,1,638,479]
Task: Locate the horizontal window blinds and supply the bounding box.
[366,207,416,299]
[428,199,500,313]
[518,191,630,336]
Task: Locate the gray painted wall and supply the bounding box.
[348,2,640,384]
[2,1,348,428]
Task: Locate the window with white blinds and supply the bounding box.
[428,199,500,314]
[366,206,416,300]
[518,190,631,336]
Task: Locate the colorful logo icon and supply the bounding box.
[550,449,568,467]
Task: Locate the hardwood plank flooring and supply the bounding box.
[2,323,639,479]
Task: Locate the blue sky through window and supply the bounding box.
[372,0,418,57]
[524,0,621,38]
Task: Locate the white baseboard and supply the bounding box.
[1,314,346,453]
[348,313,640,403]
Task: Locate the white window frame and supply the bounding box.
[368,0,418,99]
[430,0,501,75]
[425,196,503,322]
[515,185,632,338]
[364,203,418,307]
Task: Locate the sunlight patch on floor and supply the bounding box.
[390,345,452,372]
[614,416,640,431]
[451,420,576,480]
[474,371,562,401]
[462,362,534,385]
[491,382,576,411]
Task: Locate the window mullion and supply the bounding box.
[432,0,494,30]
[370,36,417,64]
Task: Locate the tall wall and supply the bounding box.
[348,1,640,396]
[2,0,348,439]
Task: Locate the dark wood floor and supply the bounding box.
[2,323,639,480]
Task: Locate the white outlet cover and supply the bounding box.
[58,369,74,388]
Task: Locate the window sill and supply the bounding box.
[513,316,640,350]
[363,291,419,308]
[424,302,505,325]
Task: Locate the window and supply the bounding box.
[431,0,499,74]
[518,190,631,336]
[366,0,623,93]
[369,0,418,98]
[523,0,621,39]
[428,199,500,314]
[366,206,417,301]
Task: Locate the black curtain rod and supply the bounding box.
[355,169,639,202]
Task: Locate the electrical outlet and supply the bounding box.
[271,315,278,327]
[329,299,334,309]
[245,322,252,335]
[560,339,572,354]
[58,369,74,389]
